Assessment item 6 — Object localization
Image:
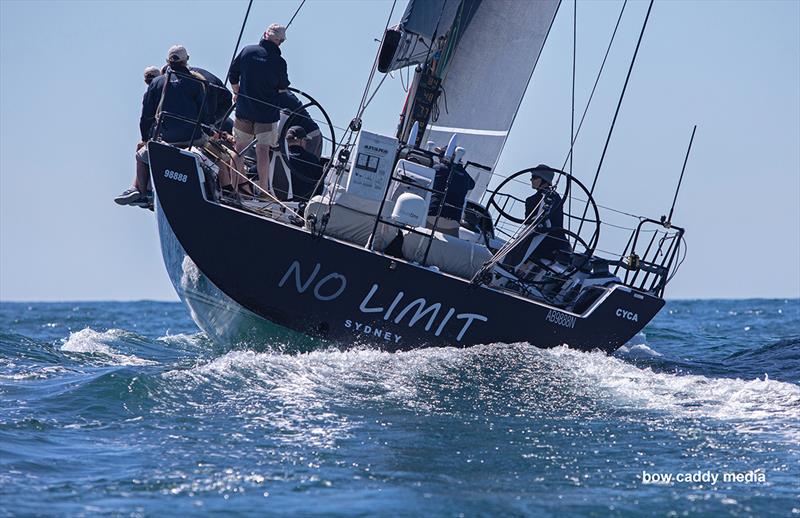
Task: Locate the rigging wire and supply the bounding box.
[668,125,697,223]
[568,0,577,234]
[560,0,627,172]
[576,0,654,237]
[355,0,398,121]
[224,0,254,88]
[286,0,306,29]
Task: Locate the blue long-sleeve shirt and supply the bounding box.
[140,65,206,143]
[428,162,476,221]
[228,39,289,123]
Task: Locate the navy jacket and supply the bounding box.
[276,91,319,134]
[524,189,571,260]
[140,65,206,143]
[287,145,323,201]
[191,66,233,127]
[428,162,476,221]
[228,40,289,123]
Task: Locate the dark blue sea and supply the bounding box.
[1,299,798,517]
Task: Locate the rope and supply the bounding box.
[201,144,307,222]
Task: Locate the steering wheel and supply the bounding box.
[278,87,337,160]
[485,167,601,254]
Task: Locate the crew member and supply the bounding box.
[190,66,233,132]
[524,165,571,260]
[143,66,160,86]
[138,66,162,152]
[115,45,207,207]
[276,91,322,158]
[228,23,290,196]
[427,149,475,237]
[503,165,572,272]
[284,126,323,202]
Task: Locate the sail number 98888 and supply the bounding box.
[164,169,188,183]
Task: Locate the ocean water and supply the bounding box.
[0,299,798,517]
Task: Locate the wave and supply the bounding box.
[545,345,800,438]
[722,337,800,383]
[159,343,800,444]
[60,328,157,366]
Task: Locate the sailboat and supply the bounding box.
[147,0,686,352]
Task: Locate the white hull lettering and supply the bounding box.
[455,313,489,341]
[358,284,383,313]
[280,260,488,343]
[393,298,441,331]
[346,320,402,343]
[278,261,321,293]
[615,308,639,322]
[313,273,347,301]
[545,309,576,329]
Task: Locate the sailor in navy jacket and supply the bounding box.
[228,38,290,124]
[139,63,206,143]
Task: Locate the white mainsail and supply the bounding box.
[385,0,560,202]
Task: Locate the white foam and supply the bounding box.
[157,332,207,348]
[544,345,800,439]
[164,343,800,443]
[61,328,156,366]
[615,343,662,358]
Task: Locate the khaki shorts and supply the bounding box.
[234,118,278,148]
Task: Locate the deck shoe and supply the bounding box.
[114,188,145,206]
[133,191,155,211]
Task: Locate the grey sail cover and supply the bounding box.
[389,0,560,202]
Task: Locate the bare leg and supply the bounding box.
[218,163,231,188]
[255,144,271,196]
[135,159,151,193]
[233,141,248,191]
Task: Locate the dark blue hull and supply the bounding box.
[150,142,663,352]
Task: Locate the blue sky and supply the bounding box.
[1,0,798,301]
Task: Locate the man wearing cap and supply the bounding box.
[228,23,290,196]
[115,45,207,207]
[283,126,323,202]
[276,91,322,158]
[523,165,571,260]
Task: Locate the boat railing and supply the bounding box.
[613,218,685,297]
[152,69,338,210]
[478,166,687,303]
[365,155,478,267]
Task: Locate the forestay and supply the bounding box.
[387,0,560,202]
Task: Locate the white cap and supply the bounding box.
[167,44,189,63]
[266,23,287,42]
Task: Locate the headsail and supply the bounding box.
[383,0,561,202]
